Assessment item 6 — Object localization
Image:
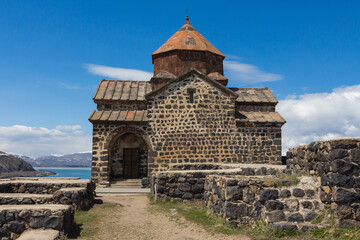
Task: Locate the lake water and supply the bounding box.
[34,167,91,179]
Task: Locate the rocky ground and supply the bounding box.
[75,194,250,240]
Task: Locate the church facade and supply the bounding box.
[89,17,285,185]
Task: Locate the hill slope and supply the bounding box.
[0,151,54,178]
[0,151,34,173]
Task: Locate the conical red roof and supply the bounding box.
[153,16,225,58]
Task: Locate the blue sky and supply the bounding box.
[0,0,360,156]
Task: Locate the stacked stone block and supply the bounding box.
[204,175,321,230]
[151,164,286,201]
[286,138,360,227]
[0,178,96,239]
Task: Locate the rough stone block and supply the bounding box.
[350,149,360,162]
[329,149,349,160]
[225,186,242,201]
[331,159,360,175]
[325,173,354,188]
[260,189,278,202]
[301,201,313,210]
[291,188,305,197]
[225,202,248,220]
[305,189,315,198]
[265,200,284,212]
[333,188,360,204]
[285,199,299,212]
[271,222,297,230]
[287,212,304,223]
[242,188,255,203]
[178,183,191,192]
[334,204,353,219]
[279,189,291,198]
[265,210,286,223]
[304,211,318,222]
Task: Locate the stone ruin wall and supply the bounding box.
[146,75,282,174]
[151,138,360,229]
[151,165,286,202]
[205,175,321,231]
[286,138,360,227]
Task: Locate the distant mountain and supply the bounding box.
[24,152,92,168]
[0,151,54,178]
[0,151,34,172]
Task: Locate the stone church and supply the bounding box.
[89,17,285,185]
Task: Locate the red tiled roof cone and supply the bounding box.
[152,16,227,84]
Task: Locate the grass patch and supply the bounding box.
[274,172,303,187]
[150,196,360,240]
[67,203,113,239]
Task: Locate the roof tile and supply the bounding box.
[153,17,224,57]
[230,88,278,104]
[89,110,148,122]
[93,80,152,101]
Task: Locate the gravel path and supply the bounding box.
[79,194,250,240]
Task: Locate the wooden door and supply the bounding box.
[123,148,139,178]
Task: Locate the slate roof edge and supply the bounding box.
[92,80,150,100]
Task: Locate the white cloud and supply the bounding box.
[85,64,152,81]
[224,60,283,84]
[278,84,360,154]
[0,125,91,157]
[58,82,79,90]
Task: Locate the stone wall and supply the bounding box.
[286,138,360,227]
[147,74,282,175]
[0,205,73,239]
[0,179,95,210]
[204,175,321,230]
[151,164,286,201]
[0,179,95,195]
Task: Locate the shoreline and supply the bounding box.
[0,170,56,179]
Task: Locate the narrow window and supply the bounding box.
[189,91,194,103]
[187,88,195,103]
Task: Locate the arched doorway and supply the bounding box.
[109,132,148,180]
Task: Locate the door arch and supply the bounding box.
[109,132,148,180]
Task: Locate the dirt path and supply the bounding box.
[79,194,250,240]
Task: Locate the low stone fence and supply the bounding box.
[0,178,96,194]
[151,164,286,201]
[52,187,94,210]
[0,178,96,210]
[0,205,73,239]
[0,178,96,239]
[286,138,360,227]
[204,175,321,230]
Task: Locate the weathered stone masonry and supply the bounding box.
[89,17,285,185]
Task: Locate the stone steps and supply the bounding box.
[18,229,60,240]
[0,204,74,239]
[0,193,53,205]
[0,178,95,194]
[110,179,142,188]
